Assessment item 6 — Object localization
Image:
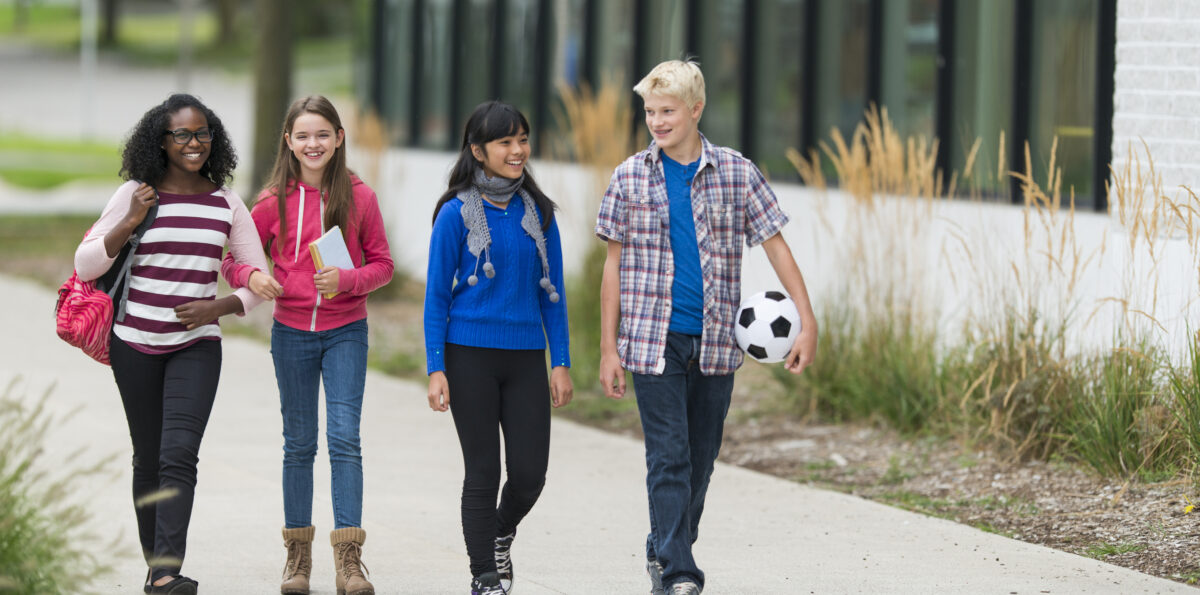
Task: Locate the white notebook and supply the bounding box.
[308,226,355,298]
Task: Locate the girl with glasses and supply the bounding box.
[74,93,271,594]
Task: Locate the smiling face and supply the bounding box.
[162,106,211,176]
[286,112,344,185]
[643,93,703,157]
[472,128,530,180]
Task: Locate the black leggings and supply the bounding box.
[445,343,551,578]
[109,335,221,582]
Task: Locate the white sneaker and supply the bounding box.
[671,581,701,595]
[647,559,665,595]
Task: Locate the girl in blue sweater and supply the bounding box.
[424,100,573,595]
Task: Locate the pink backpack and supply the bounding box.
[55,208,156,365]
[55,270,116,364]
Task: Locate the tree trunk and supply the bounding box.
[216,0,238,45]
[251,0,293,191]
[100,0,118,46]
[15,0,29,32]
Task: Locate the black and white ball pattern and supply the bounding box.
[734,291,801,363]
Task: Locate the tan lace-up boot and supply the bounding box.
[330,527,374,595]
[281,526,315,595]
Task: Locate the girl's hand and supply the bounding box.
[314,266,340,294]
[125,183,157,226]
[248,270,283,300]
[550,366,573,408]
[175,299,222,330]
[427,371,450,412]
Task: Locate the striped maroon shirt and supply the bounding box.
[75,182,269,355]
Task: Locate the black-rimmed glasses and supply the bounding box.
[165,128,214,144]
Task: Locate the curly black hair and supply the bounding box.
[120,93,238,188]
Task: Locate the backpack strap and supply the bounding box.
[110,202,158,323]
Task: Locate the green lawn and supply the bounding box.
[0,134,121,190]
[0,2,353,82]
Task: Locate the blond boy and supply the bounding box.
[594,60,818,595]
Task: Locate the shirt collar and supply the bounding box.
[645,132,719,172]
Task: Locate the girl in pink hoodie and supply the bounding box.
[222,95,392,595]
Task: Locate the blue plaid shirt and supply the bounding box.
[594,134,790,375]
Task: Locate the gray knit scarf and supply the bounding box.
[460,169,559,302]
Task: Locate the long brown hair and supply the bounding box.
[261,95,356,250]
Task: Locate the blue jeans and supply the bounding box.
[271,319,369,529]
[632,331,734,591]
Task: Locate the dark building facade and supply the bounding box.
[358,0,1116,209]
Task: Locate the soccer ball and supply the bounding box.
[734,291,801,363]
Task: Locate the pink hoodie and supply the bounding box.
[222,176,394,332]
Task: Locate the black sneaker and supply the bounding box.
[471,571,506,595]
[494,531,515,593]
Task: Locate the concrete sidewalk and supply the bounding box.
[2,273,1191,594]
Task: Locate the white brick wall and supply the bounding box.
[1112,0,1200,192]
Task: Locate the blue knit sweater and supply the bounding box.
[424,196,571,374]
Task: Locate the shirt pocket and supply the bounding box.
[626,195,663,245]
[706,201,741,252]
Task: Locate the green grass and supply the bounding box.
[0,2,354,77]
[1069,343,1169,477]
[1084,541,1146,559]
[562,391,640,425]
[874,491,955,520]
[1169,334,1200,461]
[0,3,80,47]
[0,134,122,190]
[0,214,95,257]
[1173,569,1200,585]
[368,349,425,380]
[880,455,914,485]
[566,241,606,392]
[0,382,113,592]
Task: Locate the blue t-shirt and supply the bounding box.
[661,152,703,335]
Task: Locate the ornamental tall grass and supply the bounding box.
[0,380,114,593]
[553,80,637,396]
[786,106,1200,478]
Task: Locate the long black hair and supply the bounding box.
[120,93,237,188]
[431,101,556,230]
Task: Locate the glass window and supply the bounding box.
[379,0,414,143]
[594,0,635,90]
[552,0,586,89]
[501,0,541,123]
[813,0,870,147]
[1029,1,1097,206]
[695,0,744,151]
[952,0,1013,198]
[418,0,453,149]
[641,0,687,69]
[457,0,494,122]
[752,0,803,181]
[879,0,939,141]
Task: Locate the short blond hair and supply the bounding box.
[633,60,706,109]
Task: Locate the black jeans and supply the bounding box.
[110,334,221,582]
[445,343,551,578]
